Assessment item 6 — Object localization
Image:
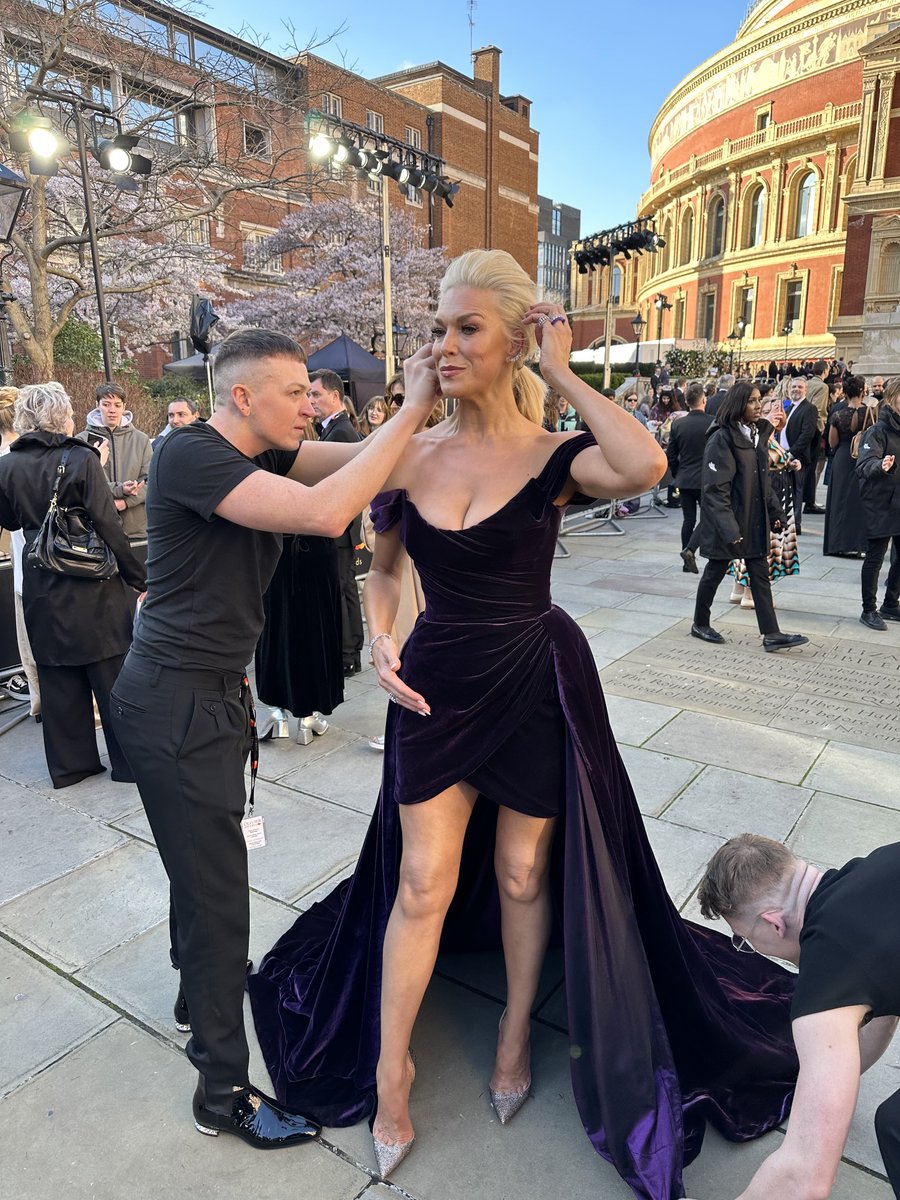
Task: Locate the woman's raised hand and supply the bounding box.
[401,344,441,421]
[523,303,572,387]
[370,634,431,716]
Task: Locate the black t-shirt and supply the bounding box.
[132,422,296,673]
[791,842,900,1021]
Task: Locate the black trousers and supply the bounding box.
[679,488,701,550]
[337,542,364,666]
[802,435,821,507]
[875,1086,900,1197]
[36,653,131,788]
[110,652,253,1091]
[861,535,900,613]
[694,556,779,636]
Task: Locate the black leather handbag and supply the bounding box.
[28,448,119,580]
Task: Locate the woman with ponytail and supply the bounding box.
[251,251,799,1198]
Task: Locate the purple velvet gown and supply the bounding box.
[249,433,798,1200]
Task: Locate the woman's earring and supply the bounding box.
[507,351,522,363]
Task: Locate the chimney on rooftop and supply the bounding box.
[472,45,501,92]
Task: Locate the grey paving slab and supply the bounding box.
[27,773,142,822]
[602,661,785,726]
[577,606,683,636]
[327,684,393,738]
[715,603,842,638]
[664,766,813,843]
[0,1020,369,1200]
[255,722,364,781]
[803,741,900,811]
[76,889,299,1042]
[642,817,725,906]
[0,783,126,904]
[280,741,385,815]
[0,713,51,786]
[623,592,699,616]
[603,694,679,746]
[0,840,169,972]
[775,694,900,755]
[296,861,355,909]
[617,744,702,816]
[787,792,900,868]
[845,1058,900,1175]
[0,938,115,1096]
[644,711,824,784]
[434,946,564,1014]
[587,628,656,661]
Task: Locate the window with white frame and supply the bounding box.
[404,125,423,206]
[366,110,384,134]
[795,171,817,238]
[321,92,342,118]
[243,123,271,160]
[701,290,717,341]
[243,228,283,275]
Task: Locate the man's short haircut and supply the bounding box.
[213,328,307,406]
[686,382,705,408]
[812,359,827,376]
[309,368,345,398]
[718,373,735,390]
[169,396,199,414]
[96,382,126,404]
[697,834,796,921]
[601,388,616,401]
[704,381,717,397]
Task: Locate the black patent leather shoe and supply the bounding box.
[763,632,809,652]
[343,657,361,677]
[802,504,826,515]
[174,961,254,1032]
[193,1079,321,1148]
[690,623,726,644]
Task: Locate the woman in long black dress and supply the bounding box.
[824,374,868,557]
[250,251,799,1200]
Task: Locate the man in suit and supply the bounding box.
[805,360,830,500]
[667,382,709,571]
[705,373,734,420]
[782,377,819,534]
[309,369,365,675]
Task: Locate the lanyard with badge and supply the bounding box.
[240,673,267,849]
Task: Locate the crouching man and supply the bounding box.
[697,834,899,1199]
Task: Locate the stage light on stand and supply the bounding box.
[309,132,335,159]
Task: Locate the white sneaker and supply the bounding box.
[368,735,385,751]
[2,673,30,701]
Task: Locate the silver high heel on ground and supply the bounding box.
[372,1052,416,1179]
[296,712,328,744]
[258,707,290,740]
[490,1009,532,1125]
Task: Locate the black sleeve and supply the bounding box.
[665,424,680,477]
[765,471,786,528]
[254,448,300,476]
[791,406,817,458]
[156,429,270,521]
[702,431,741,547]
[856,427,893,483]
[328,426,362,445]
[76,448,147,590]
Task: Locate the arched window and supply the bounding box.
[746,185,765,248]
[707,196,725,257]
[840,157,857,232]
[878,242,900,294]
[795,171,817,237]
[680,207,694,265]
[659,219,671,274]
[611,265,622,303]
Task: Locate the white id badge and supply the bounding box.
[241,815,267,849]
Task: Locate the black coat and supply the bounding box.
[318,410,362,547]
[855,407,900,539]
[705,390,728,419]
[699,420,784,561]
[666,410,710,490]
[0,432,146,666]
[784,399,818,466]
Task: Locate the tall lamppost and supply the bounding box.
[10,89,151,381]
[631,311,646,377]
[0,164,29,386]
[781,320,793,369]
[653,293,672,366]
[736,316,746,375]
[727,328,739,372]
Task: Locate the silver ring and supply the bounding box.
[550,315,567,326]
[537,315,548,327]
[388,695,396,703]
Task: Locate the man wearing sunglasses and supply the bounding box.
[698,834,900,1199]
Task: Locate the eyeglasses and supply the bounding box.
[731,934,756,954]
[391,393,404,406]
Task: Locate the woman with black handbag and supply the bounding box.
[0,383,146,787]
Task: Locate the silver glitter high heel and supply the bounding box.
[372,1052,416,1179]
[490,1009,532,1125]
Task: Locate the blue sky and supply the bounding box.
[207,0,743,236]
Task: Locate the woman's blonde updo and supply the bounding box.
[439,249,546,426]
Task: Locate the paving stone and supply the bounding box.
[642,817,725,906]
[602,661,783,726]
[802,741,900,811]
[0,1021,369,1200]
[295,862,355,910]
[279,741,385,815]
[645,711,824,784]
[623,593,699,617]
[0,840,169,972]
[617,744,702,816]
[0,939,115,1096]
[716,605,842,637]
[587,628,656,660]
[326,685,393,738]
[255,723,363,782]
[0,714,51,786]
[603,694,679,746]
[434,946,564,1013]
[776,694,900,755]
[0,784,125,904]
[845,1058,900,1175]
[664,766,813,842]
[787,792,900,868]
[75,889,300,1043]
[578,606,683,636]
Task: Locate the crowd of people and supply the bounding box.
[0,253,897,1200]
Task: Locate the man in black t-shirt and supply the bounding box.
[110,328,438,1149]
[698,835,900,1198]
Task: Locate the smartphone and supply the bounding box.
[85,431,109,450]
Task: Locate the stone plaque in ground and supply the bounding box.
[601,621,900,753]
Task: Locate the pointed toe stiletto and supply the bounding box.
[371,1051,416,1179]
[490,1080,532,1125]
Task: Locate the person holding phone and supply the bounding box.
[78,382,152,565]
